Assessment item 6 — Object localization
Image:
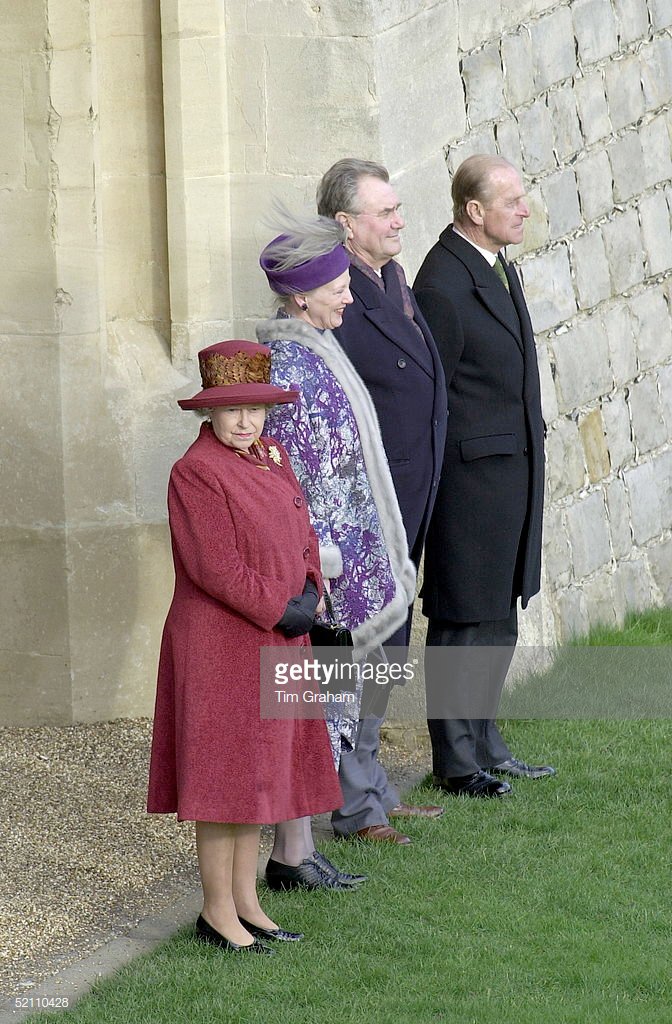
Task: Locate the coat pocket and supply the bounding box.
[459,433,517,461]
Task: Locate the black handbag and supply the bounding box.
[309,592,352,648]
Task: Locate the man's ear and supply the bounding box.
[335,211,353,238]
[465,199,484,226]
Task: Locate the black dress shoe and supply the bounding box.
[265,856,352,891]
[310,850,367,886]
[490,757,556,779]
[195,914,275,954]
[237,916,303,942]
[434,770,513,798]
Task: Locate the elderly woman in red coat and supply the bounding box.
[147,340,342,955]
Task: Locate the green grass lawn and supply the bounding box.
[573,607,672,645]
[31,611,672,1024]
[502,610,672,718]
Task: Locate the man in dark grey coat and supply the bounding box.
[413,154,555,797]
[317,158,447,839]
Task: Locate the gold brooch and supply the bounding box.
[268,445,282,466]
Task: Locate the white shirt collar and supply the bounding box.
[452,225,501,267]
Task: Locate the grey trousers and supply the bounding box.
[331,711,400,835]
[331,622,409,836]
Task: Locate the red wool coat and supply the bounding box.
[147,422,342,823]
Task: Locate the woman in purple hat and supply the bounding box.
[257,211,417,888]
[147,340,343,954]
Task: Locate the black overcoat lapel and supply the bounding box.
[439,229,524,354]
[349,266,435,376]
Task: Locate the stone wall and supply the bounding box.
[0,1,195,724]
[1,0,671,723]
[224,0,463,333]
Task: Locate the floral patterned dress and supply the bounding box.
[258,314,416,764]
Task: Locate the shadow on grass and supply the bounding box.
[503,608,672,718]
[501,644,672,717]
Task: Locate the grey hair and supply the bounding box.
[452,154,516,223]
[316,158,389,218]
[262,201,347,273]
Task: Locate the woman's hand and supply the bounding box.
[275,579,319,638]
[316,597,326,616]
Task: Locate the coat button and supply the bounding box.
[303,546,310,559]
[293,496,303,507]
[397,358,406,368]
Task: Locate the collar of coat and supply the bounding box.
[344,263,435,376]
[437,225,531,352]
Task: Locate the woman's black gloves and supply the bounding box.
[276,579,319,638]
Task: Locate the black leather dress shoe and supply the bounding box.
[195,914,275,954]
[490,757,556,779]
[434,770,513,798]
[265,856,352,891]
[310,850,367,886]
[237,916,303,942]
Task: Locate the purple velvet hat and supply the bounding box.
[260,235,350,295]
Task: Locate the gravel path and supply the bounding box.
[0,720,428,1002]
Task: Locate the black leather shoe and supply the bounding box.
[310,850,367,886]
[195,914,275,954]
[490,757,556,779]
[434,770,513,798]
[265,856,352,891]
[237,916,303,942]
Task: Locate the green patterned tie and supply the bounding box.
[493,256,510,292]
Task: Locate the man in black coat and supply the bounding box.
[413,154,555,797]
[317,158,448,839]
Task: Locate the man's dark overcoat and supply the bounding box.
[333,261,447,560]
[413,226,544,622]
